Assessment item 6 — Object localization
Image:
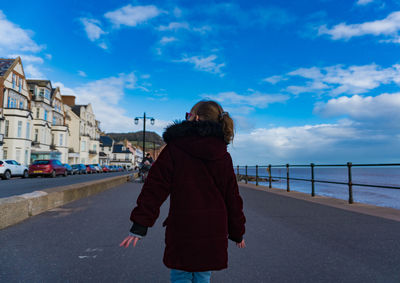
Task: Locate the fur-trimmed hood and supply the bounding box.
[162,120,227,161]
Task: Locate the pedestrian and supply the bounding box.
[120,100,246,283]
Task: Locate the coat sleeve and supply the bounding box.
[225,153,246,243]
[130,145,173,231]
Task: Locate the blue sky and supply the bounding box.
[1,0,400,165]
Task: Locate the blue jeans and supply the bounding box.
[170,269,212,283]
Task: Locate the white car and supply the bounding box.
[0,160,29,180]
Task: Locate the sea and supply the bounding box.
[236,166,400,210]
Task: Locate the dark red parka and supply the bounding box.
[130,121,246,272]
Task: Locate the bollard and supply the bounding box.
[311,163,315,197]
[268,164,272,188]
[245,165,248,184]
[256,165,259,186]
[347,162,353,204]
[286,164,290,192]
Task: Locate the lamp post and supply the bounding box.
[134,112,155,162]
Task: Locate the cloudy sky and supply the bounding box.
[1,0,400,165]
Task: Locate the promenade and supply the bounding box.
[1,181,400,282]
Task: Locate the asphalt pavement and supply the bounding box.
[0,171,130,198]
[1,181,400,282]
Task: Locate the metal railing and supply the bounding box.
[235,163,400,204]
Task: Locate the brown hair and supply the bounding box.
[190,100,234,144]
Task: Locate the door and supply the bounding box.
[12,160,23,175]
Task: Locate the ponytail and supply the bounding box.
[219,112,234,144]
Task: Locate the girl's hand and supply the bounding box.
[236,239,246,248]
[119,235,140,248]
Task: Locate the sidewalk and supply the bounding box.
[0,181,399,282]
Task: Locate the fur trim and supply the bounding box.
[163,120,224,143]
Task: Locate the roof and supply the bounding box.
[26,79,52,88]
[112,144,132,154]
[0,58,15,77]
[100,135,113,147]
[71,104,88,117]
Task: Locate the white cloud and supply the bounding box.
[285,63,400,95]
[204,91,289,109]
[263,75,288,84]
[24,64,45,79]
[0,10,44,53]
[356,0,375,5]
[318,11,400,42]
[80,18,107,41]
[157,22,190,31]
[8,54,44,64]
[104,5,162,28]
[173,7,183,18]
[159,36,177,45]
[78,70,87,77]
[54,73,137,132]
[230,121,366,164]
[314,92,400,122]
[176,54,225,75]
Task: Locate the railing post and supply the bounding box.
[256,165,259,186]
[245,165,248,184]
[311,163,315,197]
[286,164,290,192]
[237,165,239,181]
[347,162,353,204]
[268,164,272,188]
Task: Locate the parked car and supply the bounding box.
[108,165,116,172]
[63,163,75,175]
[29,159,67,178]
[0,160,29,180]
[101,165,111,173]
[91,164,102,173]
[72,164,87,174]
[85,164,97,174]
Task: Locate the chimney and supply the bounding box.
[62,95,76,106]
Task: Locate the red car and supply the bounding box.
[85,164,97,174]
[102,165,111,173]
[29,159,67,178]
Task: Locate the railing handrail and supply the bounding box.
[235,162,400,204]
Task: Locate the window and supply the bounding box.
[52,116,56,125]
[24,150,28,165]
[44,110,48,121]
[16,150,21,163]
[113,154,117,160]
[36,108,40,119]
[34,129,38,142]
[26,122,30,139]
[17,121,22,138]
[5,120,9,137]
[19,78,22,92]
[94,144,97,151]
[44,89,50,100]
[19,101,23,109]
[60,134,63,146]
[82,141,86,151]
[125,154,130,161]
[3,150,7,159]
[12,74,16,88]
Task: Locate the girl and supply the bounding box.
[120,100,246,283]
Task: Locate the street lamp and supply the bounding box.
[134,112,155,162]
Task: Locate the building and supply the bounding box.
[27,80,62,162]
[99,135,113,165]
[62,96,100,165]
[50,87,69,163]
[62,98,80,164]
[110,143,133,169]
[0,57,32,165]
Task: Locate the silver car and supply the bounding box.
[0,160,29,180]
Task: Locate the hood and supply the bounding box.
[163,121,227,161]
